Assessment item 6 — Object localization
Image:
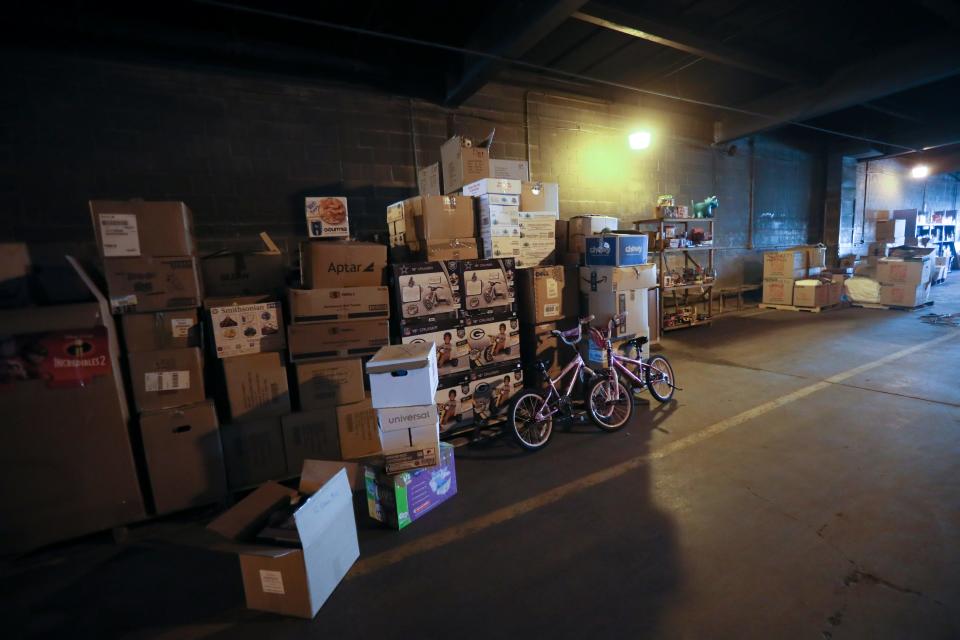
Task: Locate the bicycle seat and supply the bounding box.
[551,325,582,345]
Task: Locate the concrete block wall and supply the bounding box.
[1,51,827,288]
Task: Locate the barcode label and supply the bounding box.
[543,303,560,317]
[545,278,559,299]
[98,213,141,257]
[110,294,138,312]
[259,570,285,595]
[145,370,190,392]
[170,318,195,338]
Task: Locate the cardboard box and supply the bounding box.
[392,261,462,324]
[790,245,827,269]
[827,281,844,306]
[207,297,285,358]
[336,396,381,460]
[489,159,529,181]
[386,199,415,248]
[441,136,490,195]
[763,251,806,279]
[0,243,31,308]
[281,408,340,475]
[365,442,456,529]
[880,282,929,307]
[288,319,389,361]
[0,302,145,553]
[400,317,470,376]
[519,182,559,213]
[222,351,291,421]
[478,193,520,207]
[762,278,795,305]
[461,257,517,317]
[366,343,439,409]
[300,241,386,289]
[579,265,657,293]
[793,281,831,308]
[584,234,649,267]
[568,216,619,254]
[520,318,576,384]
[288,287,389,323]
[866,210,893,221]
[104,256,202,313]
[481,236,522,259]
[876,257,932,286]
[463,178,521,197]
[516,265,575,324]
[90,199,195,258]
[648,288,660,344]
[128,347,205,412]
[220,417,287,489]
[582,289,648,340]
[376,404,439,433]
[469,361,524,424]
[139,400,226,514]
[519,211,559,236]
[411,238,479,262]
[121,309,200,352]
[201,252,286,298]
[208,466,359,618]
[305,197,349,239]
[478,205,520,228]
[380,421,441,474]
[413,195,475,239]
[436,372,474,434]
[875,219,906,243]
[417,163,441,197]
[295,358,365,411]
[462,315,521,368]
[479,223,521,238]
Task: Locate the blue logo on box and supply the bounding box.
[585,235,648,266]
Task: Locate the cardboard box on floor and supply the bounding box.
[104,256,202,313]
[208,464,359,619]
[763,251,806,279]
[221,351,291,421]
[90,199,195,258]
[876,256,932,287]
[300,241,387,289]
[441,135,490,194]
[792,281,830,308]
[762,278,795,305]
[880,282,929,307]
[121,309,200,352]
[139,400,227,514]
[127,347,206,413]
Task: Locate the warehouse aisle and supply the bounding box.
[5,283,959,639]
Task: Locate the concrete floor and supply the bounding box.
[5,282,960,639]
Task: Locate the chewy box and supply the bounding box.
[364,442,457,529]
[584,234,649,266]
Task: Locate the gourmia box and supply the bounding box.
[305,197,349,238]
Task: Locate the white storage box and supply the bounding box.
[366,343,439,408]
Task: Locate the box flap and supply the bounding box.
[299,460,363,493]
[293,469,353,548]
[208,481,297,540]
[365,343,434,374]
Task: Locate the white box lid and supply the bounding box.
[366,342,436,374]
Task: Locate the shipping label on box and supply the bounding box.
[209,300,284,359]
[305,197,349,238]
[295,358,365,411]
[105,256,202,313]
[461,258,516,317]
[128,348,205,412]
[436,372,474,434]
[517,265,568,324]
[460,315,520,369]
[489,159,529,181]
[90,200,195,258]
[392,261,462,324]
[121,309,199,353]
[401,317,470,376]
[288,287,389,323]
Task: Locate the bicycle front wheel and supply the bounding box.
[646,355,675,403]
[508,390,553,451]
[587,376,633,431]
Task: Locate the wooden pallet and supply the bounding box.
[758,303,839,313]
[851,300,935,311]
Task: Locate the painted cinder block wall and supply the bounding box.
[2,52,827,287]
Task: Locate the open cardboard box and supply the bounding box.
[208,461,361,619]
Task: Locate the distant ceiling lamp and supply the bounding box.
[911,164,930,179]
[628,130,652,150]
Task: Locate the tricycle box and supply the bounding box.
[392,260,462,324]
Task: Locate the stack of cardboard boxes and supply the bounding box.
[877,248,934,307]
[90,199,226,513]
[467,178,523,260]
[559,215,620,266]
[859,211,906,269]
[761,246,838,308]
[386,195,478,262]
[516,265,580,386]
[517,181,560,269]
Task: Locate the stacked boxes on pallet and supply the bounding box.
[90,199,227,513]
[761,246,833,307]
[877,247,935,307]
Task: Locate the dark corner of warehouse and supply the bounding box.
[2,1,960,638]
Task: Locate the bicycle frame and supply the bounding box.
[533,353,594,421]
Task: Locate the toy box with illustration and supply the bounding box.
[460,258,516,317]
[461,316,520,369]
[435,372,474,435]
[391,261,461,324]
[400,317,470,376]
[469,361,523,425]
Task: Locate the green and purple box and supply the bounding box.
[364,442,457,529]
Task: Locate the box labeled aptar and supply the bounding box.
[300,241,386,289]
[469,361,524,424]
[305,197,349,238]
[365,442,457,529]
[441,135,490,194]
[221,351,291,421]
[295,357,365,411]
[584,234,649,267]
[463,178,522,197]
[121,309,199,353]
[208,466,359,618]
[366,343,439,409]
[207,297,284,359]
[90,199,195,258]
[128,347,205,413]
[461,258,516,316]
[288,287,389,323]
[392,260,462,324]
[762,277,795,305]
[139,400,226,514]
[104,256,202,313]
[400,317,471,376]
[579,264,658,293]
[287,319,389,361]
[462,316,520,368]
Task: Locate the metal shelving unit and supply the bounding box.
[634,217,715,333]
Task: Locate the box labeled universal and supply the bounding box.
[463,178,522,197]
[584,234,649,266]
[366,343,439,409]
[365,442,457,529]
[579,264,658,293]
[288,287,389,323]
[305,196,349,238]
[392,261,462,324]
[400,317,471,376]
[207,297,284,359]
[461,257,516,316]
[376,403,439,433]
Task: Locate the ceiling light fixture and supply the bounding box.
[911,164,930,179]
[628,131,652,150]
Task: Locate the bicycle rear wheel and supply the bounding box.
[646,355,675,403]
[508,390,553,450]
[586,375,633,431]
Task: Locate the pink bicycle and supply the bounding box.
[507,315,678,449]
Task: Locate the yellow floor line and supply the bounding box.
[348,332,956,580]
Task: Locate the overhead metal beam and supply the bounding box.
[444,0,589,106]
[571,4,809,85]
[715,39,960,145]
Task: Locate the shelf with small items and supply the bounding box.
[663,318,713,332]
[634,217,716,225]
